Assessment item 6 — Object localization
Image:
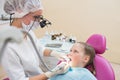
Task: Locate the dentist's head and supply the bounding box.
[4,0,43,31]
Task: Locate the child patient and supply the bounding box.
[50,42,97,80]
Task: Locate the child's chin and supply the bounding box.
[69,62,73,66]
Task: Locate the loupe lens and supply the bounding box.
[34,15,51,28]
[40,20,46,28]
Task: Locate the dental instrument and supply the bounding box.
[23,30,69,72]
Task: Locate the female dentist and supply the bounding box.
[1,0,69,80]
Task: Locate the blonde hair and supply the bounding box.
[77,42,95,74]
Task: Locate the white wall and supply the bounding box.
[34,0,120,64]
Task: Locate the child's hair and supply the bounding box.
[77,42,95,74]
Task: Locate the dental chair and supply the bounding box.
[3,34,115,80]
[86,34,115,80]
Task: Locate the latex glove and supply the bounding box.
[45,62,70,78]
[50,51,70,62]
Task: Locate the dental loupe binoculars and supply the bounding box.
[34,15,52,28]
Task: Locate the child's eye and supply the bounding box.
[70,49,79,54]
[73,50,79,54]
[74,50,78,53]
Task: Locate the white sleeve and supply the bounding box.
[1,47,29,80]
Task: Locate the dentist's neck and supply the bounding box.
[11,18,22,29]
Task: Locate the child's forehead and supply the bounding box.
[72,43,84,49]
[71,43,85,53]
[74,43,84,46]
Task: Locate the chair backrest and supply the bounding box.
[86,34,115,80]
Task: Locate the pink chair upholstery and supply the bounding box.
[86,34,115,80]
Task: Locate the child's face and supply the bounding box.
[67,43,89,67]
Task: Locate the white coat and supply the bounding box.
[1,31,45,80]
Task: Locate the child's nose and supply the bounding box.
[67,52,72,56]
[67,54,69,56]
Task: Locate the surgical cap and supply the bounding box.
[4,0,43,18]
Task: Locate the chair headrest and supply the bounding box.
[86,34,106,54]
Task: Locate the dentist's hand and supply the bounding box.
[50,51,70,61]
[45,62,70,78]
